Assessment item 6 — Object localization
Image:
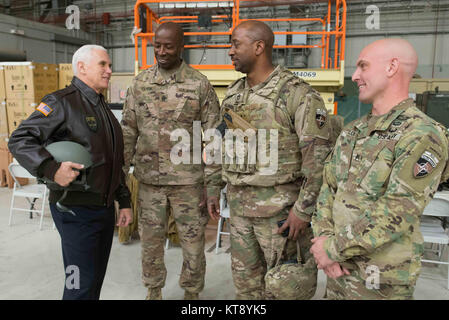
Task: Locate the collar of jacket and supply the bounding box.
[71,76,104,106]
[149,60,187,85]
[355,98,413,135]
[227,64,283,98]
[243,64,282,92]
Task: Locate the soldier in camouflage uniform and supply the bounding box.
[310,39,449,299]
[121,22,221,300]
[215,20,335,299]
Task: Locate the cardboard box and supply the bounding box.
[108,73,134,103]
[0,147,13,187]
[58,63,73,89]
[3,62,58,101]
[0,101,8,149]
[0,148,28,188]
[0,66,5,102]
[6,99,37,134]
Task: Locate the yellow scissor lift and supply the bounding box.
[133,0,346,113]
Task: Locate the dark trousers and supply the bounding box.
[50,204,115,300]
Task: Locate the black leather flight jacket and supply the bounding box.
[8,76,131,209]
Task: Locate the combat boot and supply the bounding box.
[146,287,162,300]
[184,291,199,300]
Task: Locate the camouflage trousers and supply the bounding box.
[265,227,318,300]
[138,183,209,293]
[326,271,415,300]
[229,208,297,300]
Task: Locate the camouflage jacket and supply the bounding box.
[121,61,222,195]
[312,99,449,286]
[222,65,334,220]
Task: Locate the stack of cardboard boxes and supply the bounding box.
[108,73,134,104]
[0,62,73,187]
[0,65,11,187]
[4,62,59,134]
[58,63,73,89]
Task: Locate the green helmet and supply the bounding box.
[45,141,93,169]
[41,141,93,191]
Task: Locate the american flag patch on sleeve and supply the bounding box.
[36,102,53,116]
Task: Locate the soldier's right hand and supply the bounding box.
[278,207,309,240]
[54,161,84,187]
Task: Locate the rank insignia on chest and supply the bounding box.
[85,116,98,132]
[414,151,439,178]
[316,108,327,129]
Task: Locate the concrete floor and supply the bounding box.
[1,185,448,300]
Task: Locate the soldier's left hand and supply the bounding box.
[323,262,350,279]
[207,196,220,220]
[278,208,309,240]
[117,208,133,227]
[310,236,335,269]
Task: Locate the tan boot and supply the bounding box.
[184,291,199,300]
[146,288,162,300]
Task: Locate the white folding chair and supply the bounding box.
[8,162,49,230]
[420,190,449,289]
[216,185,230,254]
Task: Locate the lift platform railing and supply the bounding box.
[133,0,346,72]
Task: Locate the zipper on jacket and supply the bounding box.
[97,96,115,205]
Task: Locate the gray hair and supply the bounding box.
[72,44,107,76]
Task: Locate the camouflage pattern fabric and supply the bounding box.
[223,66,334,299]
[167,207,180,245]
[328,114,344,145]
[312,99,449,295]
[265,227,317,300]
[121,60,222,197]
[138,183,209,292]
[122,61,220,294]
[326,272,415,300]
[229,206,297,300]
[222,65,334,222]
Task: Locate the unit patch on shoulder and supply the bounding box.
[36,102,53,117]
[413,150,439,178]
[315,108,327,129]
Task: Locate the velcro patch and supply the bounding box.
[315,108,327,129]
[36,102,53,117]
[413,151,439,178]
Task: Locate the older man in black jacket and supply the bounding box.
[8,44,132,300]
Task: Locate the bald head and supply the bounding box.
[155,22,184,45]
[229,20,276,78]
[352,38,418,113]
[234,21,274,51]
[361,38,418,80]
